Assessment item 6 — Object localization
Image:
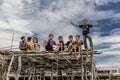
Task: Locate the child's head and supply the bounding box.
[58,36,63,41]
[49,33,54,40]
[33,37,38,43]
[21,36,26,41]
[82,18,88,25]
[68,35,73,41]
[27,37,32,42]
[75,35,80,41]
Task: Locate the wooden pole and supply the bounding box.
[6,54,15,80]
[84,63,88,80]
[81,50,84,80]
[71,68,74,80]
[90,47,94,80]
[10,32,14,50]
[51,64,54,80]
[16,56,22,80]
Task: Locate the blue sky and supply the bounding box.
[0,0,120,68]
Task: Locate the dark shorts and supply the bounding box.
[46,45,53,51]
[72,47,80,52]
[59,47,65,51]
[76,47,79,52]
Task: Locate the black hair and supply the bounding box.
[49,33,54,37]
[68,35,73,39]
[75,35,80,38]
[27,37,32,41]
[21,36,25,40]
[58,36,63,39]
[33,37,38,43]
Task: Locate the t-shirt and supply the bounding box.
[75,40,83,47]
[66,41,75,51]
[79,24,93,35]
[48,40,56,47]
[27,41,33,51]
[33,43,40,51]
[19,41,27,51]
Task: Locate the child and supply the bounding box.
[66,35,75,52]
[43,34,57,58]
[74,35,83,58]
[71,18,101,50]
[33,37,40,52]
[27,37,34,52]
[19,36,27,51]
[56,36,66,51]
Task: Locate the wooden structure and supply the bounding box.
[0,50,101,80]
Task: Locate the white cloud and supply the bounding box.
[0,0,120,67]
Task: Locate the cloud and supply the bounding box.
[0,0,120,67]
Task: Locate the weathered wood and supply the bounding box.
[51,64,54,80]
[6,54,15,80]
[15,56,22,80]
[90,47,94,80]
[0,50,101,80]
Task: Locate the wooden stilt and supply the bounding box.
[71,68,74,80]
[84,63,88,80]
[16,56,22,80]
[90,48,94,80]
[51,64,54,80]
[81,50,84,80]
[6,54,15,80]
[40,72,42,80]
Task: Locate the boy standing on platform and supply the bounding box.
[71,18,101,50]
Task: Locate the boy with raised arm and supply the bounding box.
[71,18,101,50]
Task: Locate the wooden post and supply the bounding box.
[84,63,88,80]
[60,70,63,80]
[40,71,42,80]
[6,54,15,80]
[81,50,84,80]
[51,64,54,80]
[16,56,22,80]
[10,32,14,50]
[71,68,74,80]
[28,73,31,80]
[90,48,94,80]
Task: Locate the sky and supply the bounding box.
[0,0,120,69]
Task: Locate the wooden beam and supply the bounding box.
[6,54,15,80]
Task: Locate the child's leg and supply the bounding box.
[43,40,47,51]
[87,34,93,49]
[53,47,59,52]
[73,46,77,57]
[83,35,88,49]
[76,46,81,59]
[50,47,59,59]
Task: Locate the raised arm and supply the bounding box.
[93,24,101,27]
[71,22,79,27]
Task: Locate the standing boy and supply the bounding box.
[71,18,101,49]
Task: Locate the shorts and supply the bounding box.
[59,47,65,51]
[46,45,53,51]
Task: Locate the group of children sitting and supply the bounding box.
[19,36,40,52]
[19,33,83,59]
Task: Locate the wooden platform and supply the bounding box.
[0,50,101,80]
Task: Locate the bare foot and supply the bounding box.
[42,50,48,53]
[76,55,81,59]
